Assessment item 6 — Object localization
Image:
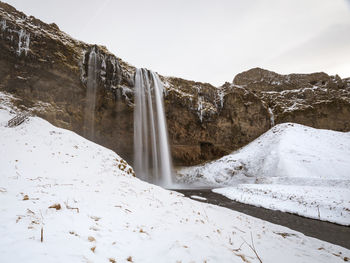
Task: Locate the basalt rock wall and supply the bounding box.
[0,2,136,161]
[1,2,349,167]
[234,68,350,131]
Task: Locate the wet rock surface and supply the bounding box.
[1,2,349,166]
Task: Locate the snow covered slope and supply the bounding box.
[178,123,350,186]
[177,123,350,225]
[0,105,349,262]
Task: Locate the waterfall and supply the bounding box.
[268,107,275,127]
[84,49,98,140]
[133,68,173,187]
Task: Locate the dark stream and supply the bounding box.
[173,189,350,249]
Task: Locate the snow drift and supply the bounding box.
[177,123,350,186]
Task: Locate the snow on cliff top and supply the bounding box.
[0,102,349,262]
[177,123,350,225]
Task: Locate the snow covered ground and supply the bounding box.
[0,99,349,262]
[177,123,350,225]
[214,185,350,225]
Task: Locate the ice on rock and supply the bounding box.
[17,28,30,56]
[217,88,225,108]
[197,96,203,122]
[101,57,106,69]
[100,57,106,77]
[195,86,204,122]
[268,107,275,127]
[0,19,7,31]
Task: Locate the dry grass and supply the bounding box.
[65,202,79,213]
[235,253,251,263]
[88,236,96,242]
[273,232,297,239]
[48,203,61,210]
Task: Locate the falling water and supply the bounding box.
[268,107,275,127]
[84,49,98,140]
[134,68,173,187]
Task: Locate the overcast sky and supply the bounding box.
[4,0,350,85]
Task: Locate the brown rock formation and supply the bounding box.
[0,2,349,168]
[234,68,350,131]
[0,1,136,161]
[164,79,270,165]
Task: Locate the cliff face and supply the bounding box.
[234,68,350,131]
[0,2,349,167]
[0,1,136,161]
[164,78,269,165]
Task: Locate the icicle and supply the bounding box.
[17,29,30,56]
[101,58,106,70]
[197,96,203,122]
[218,88,224,108]
[195,86,204,122]
[100,57,106,77]
[0,20,7,31]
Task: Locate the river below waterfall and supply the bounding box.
[173,189,350,249]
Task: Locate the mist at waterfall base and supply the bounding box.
[133,69,175,188]
[84,49,97,140]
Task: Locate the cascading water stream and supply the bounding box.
[84,49,98,140]
[268,107,275,127]
[134,68,173,187]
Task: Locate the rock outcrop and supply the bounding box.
[164,78,269,165]
[234,68,350,131]
[0,1,136,161]
[0,2,349,167]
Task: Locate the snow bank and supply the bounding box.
[0,106,349,262]
[214,185,350,226]
[177,123,350,225]
[178,123,350,186]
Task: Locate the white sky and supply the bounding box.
[4,0,350,85]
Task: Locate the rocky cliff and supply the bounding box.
[0,2,349,167]
[0,1,137,162]
[234,68,350,131]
